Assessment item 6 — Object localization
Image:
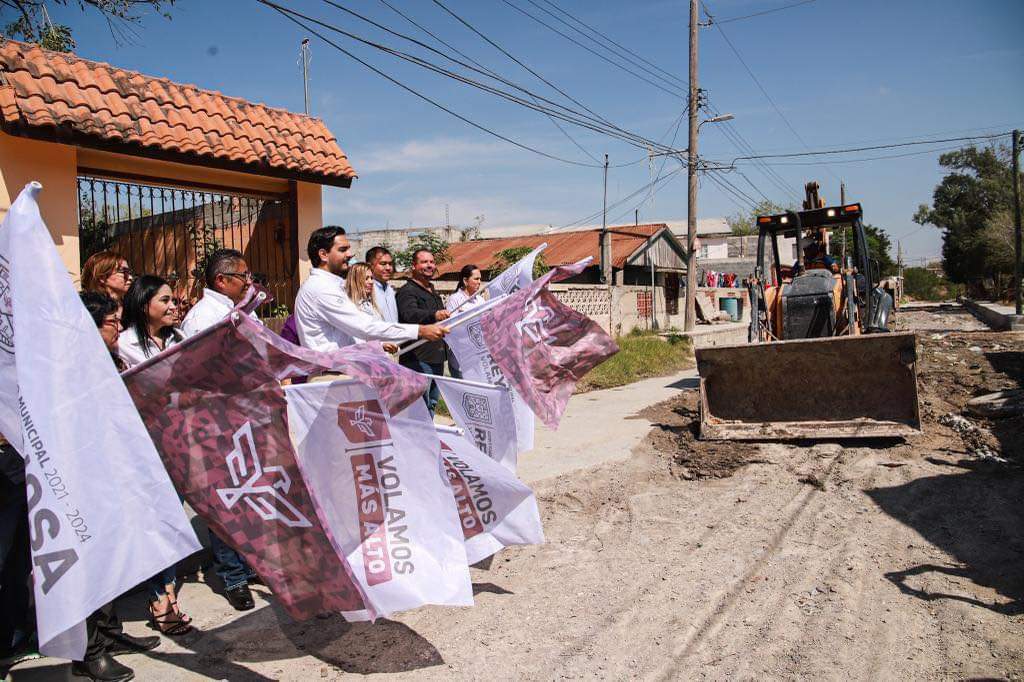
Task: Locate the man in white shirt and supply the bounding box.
[366,245,399,323]
[180,250,259,337]
[295,226,448,352]
[178,249,261,613]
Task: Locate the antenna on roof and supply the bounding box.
[300,39,311,115]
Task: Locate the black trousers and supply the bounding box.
[0,458,31,658]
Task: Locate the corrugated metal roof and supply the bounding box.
[438,224,669,276]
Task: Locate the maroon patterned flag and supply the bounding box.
[122,314,428,620]
[479,260,619,429]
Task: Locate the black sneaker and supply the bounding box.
[71,653,134,682]
[224,584,255,611]
[104,632,160,656]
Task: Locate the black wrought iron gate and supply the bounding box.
[76,174,297,313]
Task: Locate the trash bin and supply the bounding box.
[719,297,739,321]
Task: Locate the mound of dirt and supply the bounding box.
[638,390,753,480]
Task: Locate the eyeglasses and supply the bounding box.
[113,267,132,278]
[101,317,121,329]
[223,272,254,283]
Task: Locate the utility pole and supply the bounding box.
[683,0,700,332]
[1013,129,1021,315]
[897,240,903,279]
[301,38,311,115]
[601,153,611,283]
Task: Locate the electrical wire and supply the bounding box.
[258,0,609,167]
[537,0,686,90]
[265,0,677,155]
[552,165,687,231]
[497,0,687,99]
[711,0,816,25]
[727,131,1012,163]
[521,0,687,92]
[701,0,843,183]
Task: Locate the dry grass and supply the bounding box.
[575,329,694,393]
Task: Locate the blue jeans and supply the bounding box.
[210,532,255,591]
[400,358,444,416]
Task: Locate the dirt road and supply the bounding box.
[13,304,1023,680]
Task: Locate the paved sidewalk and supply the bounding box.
[518,368,697,484]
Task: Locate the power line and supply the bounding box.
[711,0,816,25]
[371,0,600,163]
[520,0,687,92]
[552,165,687,230]
[727,131,1012,163]
[259,0,609,167]
[536,0,687,89]
[701,0,842,184]
[497,0,687,99]
[267,0,675,155]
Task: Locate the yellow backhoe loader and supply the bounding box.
[696,196,920,440]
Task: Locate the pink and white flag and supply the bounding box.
[0,183,200,659]
[437,426,544,564]
[286,379,473,618]
[434,375,518,472]
[480,259,619,429]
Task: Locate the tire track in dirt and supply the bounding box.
[647,450,844,680]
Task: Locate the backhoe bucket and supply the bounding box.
[696,332,920,440]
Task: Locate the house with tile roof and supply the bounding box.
[0,40,355,308]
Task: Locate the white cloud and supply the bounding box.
[351,137,507,174]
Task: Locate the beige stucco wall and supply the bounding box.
[295,180,323,283]
[0,134,327,290]
[0,132,80,275]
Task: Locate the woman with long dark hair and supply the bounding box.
[115,276,193,635]
[118,275,182,369]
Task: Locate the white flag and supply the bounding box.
[436,427,544,564]
[285,379,472,619]
[434,375,518,472]
[446,317,535,455]
[486,242,546,297]
[0,183,201,659]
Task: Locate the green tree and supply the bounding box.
[903,267,945,301]
[913,144,1017,293]
[393,232,451,270]
[832,223,896,277]
[726,199,786,236]
[2,1,175,51]
[492,246,549,279]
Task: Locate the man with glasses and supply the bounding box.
[179,248,262,611]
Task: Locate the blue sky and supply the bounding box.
[26,0,1024,263]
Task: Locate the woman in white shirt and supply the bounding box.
[346,262,398,353]
[445,264,486,378]
[118,275,183,369]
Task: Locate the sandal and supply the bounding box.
[149,606,193,636]
[168,597,192,625]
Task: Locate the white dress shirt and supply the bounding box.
[295,268,418,352]
[179,288,259,338]
[117,328,180,368]
[374,278,399,323]
[445,288,488,314]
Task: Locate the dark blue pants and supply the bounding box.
[400,358,444,416]
[210,532,255,591]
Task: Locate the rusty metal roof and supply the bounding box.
[437,223,669,276]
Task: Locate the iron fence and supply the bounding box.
[76,175,296,314]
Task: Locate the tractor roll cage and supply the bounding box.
[751,203,876,328]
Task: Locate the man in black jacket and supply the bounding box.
[397,249,451,416]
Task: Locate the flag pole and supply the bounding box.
[444,243,548,317]
[396,296,501,358]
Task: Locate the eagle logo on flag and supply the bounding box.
[215,422,312,528]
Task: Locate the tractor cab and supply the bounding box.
[749,202,892,341]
